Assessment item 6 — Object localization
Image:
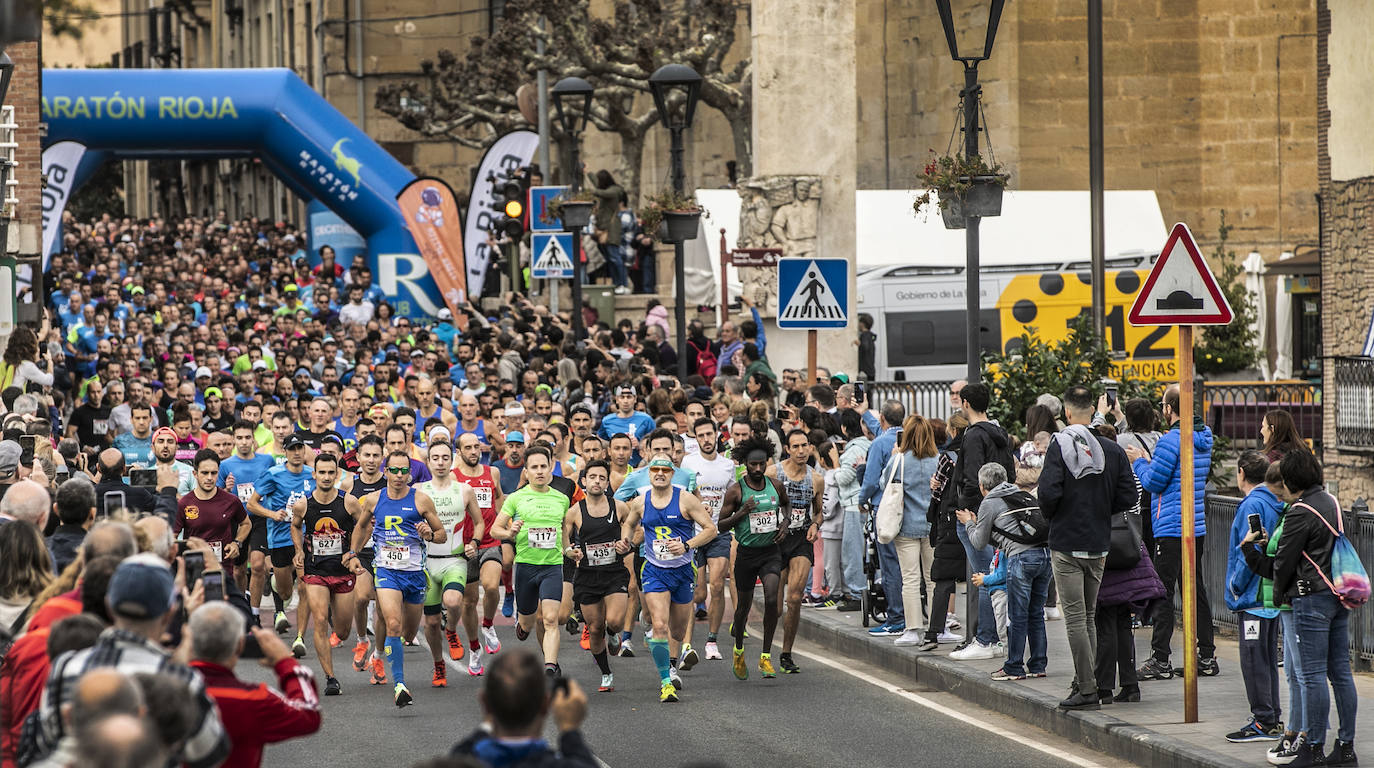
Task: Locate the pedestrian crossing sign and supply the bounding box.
[531,233,575,279]
[777,257,850,329]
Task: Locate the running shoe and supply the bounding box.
[1198,657,1221,677]
[669,668,683,690]
[728,622,750,639]
[598,673,615,692]
[394,683,413,708]
[732,646,749,680]
[1136,657,1174,681]
[545,663,561,678]
[694,605,708,621]
[432,661,447,688]
[501,593,514,618]
[446,630,464,661]
[679,644,700,672]
[580,624,591,651]
[617,640,635,658]
[481,626,501,654]
[515,623,530,642]
[565,614,580,636]
[949,640,999,660]
[329,633,342,648]
[801,594,822,608]
[991,667,1027,681]
[936,631,964,644]
[660,681,679,703]
[759,653,777,679]
[324,676,341,696]
[607,632,622,657]
[1226,720,1282,743]
[352,640,369,671]
[867,621,905,637]
[291,636,306,658]
[275,611,289,634]
[370,656,386,685]
[468,651,484,677]
[778,653,800,674]
[704,641,722,660]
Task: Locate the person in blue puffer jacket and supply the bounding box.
[1124,384,1218,680]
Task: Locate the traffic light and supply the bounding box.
[495,180,524,239]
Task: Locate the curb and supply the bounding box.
[764,599,1252,768]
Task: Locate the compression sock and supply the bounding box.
[272,589,285,614]
[670,656,679,668]
[648,637,672,684]
[482,618,493,628]
[593,650,611,675]
[385,636,405,686]
[470,638,481,652]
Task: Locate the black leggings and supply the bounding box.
[923,580,958,641]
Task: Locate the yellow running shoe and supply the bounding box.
[732,646,748,681]
[660,681,679,703]
[759,653,777,679]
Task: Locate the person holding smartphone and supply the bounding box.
[177,449,251,582]
[1224,450,1288,743]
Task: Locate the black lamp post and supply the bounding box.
[934,0,1005,384]
[551,76,594,341]
[649,63,702,381]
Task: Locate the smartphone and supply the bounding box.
[201,572,226,602]
[100,491,125,518]
[21,435,37,454]
[130,468,157,488]
[183,551,206,588]
[1248,513,1263,535]
[853,381,865,404]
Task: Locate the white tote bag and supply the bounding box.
[875,452,905,544]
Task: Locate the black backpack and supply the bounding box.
[991,490,1049,547]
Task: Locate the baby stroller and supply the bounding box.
[860,512,889,628]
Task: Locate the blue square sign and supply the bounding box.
[530,233,575,279]
[528,186,568,232]
[777,257,850,329]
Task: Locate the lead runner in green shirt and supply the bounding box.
[714,434,789,681]
[489,446,576,677]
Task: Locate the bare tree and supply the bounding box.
[375,0,750,198]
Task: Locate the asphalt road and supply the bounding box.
[239,607,1126,768]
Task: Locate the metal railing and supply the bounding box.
[1334,357,1374,452]
[866,380,955,422]
[1200,381,1322,452]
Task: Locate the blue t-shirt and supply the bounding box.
[218,453,277,509]
[497,459,524,495]
[255,464,315,548]
[598,411,656,463]
[333,418,359,453]
[111,433,154,468]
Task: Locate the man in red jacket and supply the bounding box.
[188,601,323,767]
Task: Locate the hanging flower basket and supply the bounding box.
[663,210,700,242]
[641,188,707,243]
[559,200,594,230]
[963,175,1005,217]
[912,151,1008,227]
[544,189,596,229]
[940,196,966,230]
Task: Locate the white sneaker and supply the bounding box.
[481,626,501,654]
[704,641,722,660]
[1044,607,1063,621]
[614,285,629,295]
[949,640,1000,660]
[894,629,925,647]
[467,650,484,676]
[936,631,964,644]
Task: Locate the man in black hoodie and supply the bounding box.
[1037,386,1138,711]
[950,382,1015,659]
[449,648,598,768]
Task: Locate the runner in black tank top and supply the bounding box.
[303,493,355,578]
[570,460,633,691]
[345,435,389,681]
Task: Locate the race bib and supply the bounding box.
[651,537,679,560]
[789,507,808,530]
[208,541,223,561]
[528,526,558,549]
[472,486,493,509]
[235,483,255,503]
[750,510,777,534]
[700,489,724,519]
[313,532,344,557]
[93,420,108,436]
[585,541,617,566]
[379,543,410,567]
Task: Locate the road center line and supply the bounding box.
[789,648,1109,768]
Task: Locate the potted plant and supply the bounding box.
[544,188,596,229]
[640,189,706,243]
[911,151,1009,230]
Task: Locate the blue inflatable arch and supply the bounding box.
[41,67,442,317]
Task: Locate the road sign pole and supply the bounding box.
[1179,324,1198,723]
[807,330,817,385]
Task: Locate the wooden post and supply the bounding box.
[1178,324,1198,723]
[807,330,818,385]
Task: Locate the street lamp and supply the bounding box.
[551,76,594,340]
[649,63,702,381]
[0,53,13,106]
[934,0,1004,385]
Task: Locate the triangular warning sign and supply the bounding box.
[533,237,573,273]
[780,260,845,321]
[1128,222,1235,326]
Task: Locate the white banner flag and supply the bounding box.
[41,140,87,269]
[464,131,539,297]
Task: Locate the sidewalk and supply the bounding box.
[775,590,1374,768]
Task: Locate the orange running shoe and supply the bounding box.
[370,656,386,685]
[432,661,447,688]
[352,640,369,671]
[329,633,342,648]
[446,630,464,661]
[580,624,591,651]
